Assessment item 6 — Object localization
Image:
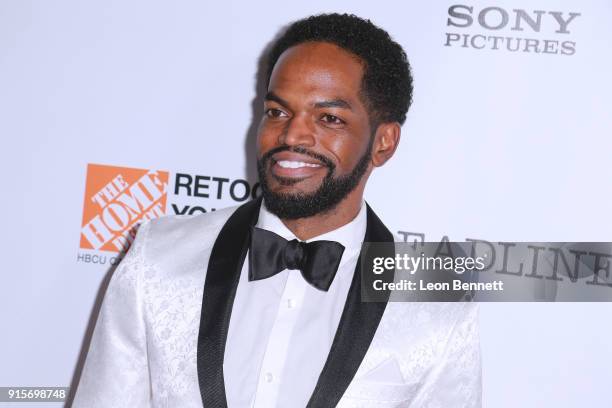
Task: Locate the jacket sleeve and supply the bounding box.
[72,222,152,408]
[409,304,483,408]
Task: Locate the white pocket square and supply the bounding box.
[359,357,405,384]
[340,357,419,406]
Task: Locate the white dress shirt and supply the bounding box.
[224,201,367,408]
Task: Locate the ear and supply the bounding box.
[371,122,401,167]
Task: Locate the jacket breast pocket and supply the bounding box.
[337,379,419,408]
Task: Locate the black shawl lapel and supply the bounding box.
[197,197,261,408]
[196,199,393,408]
[306,204,394,408]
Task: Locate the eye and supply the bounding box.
[265,108,288,119]
[320,114,346,125]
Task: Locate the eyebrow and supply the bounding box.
[265,91,354,111]
[314,99,353,111]
[264,91,289,107]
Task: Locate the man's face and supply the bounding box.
[257,41,374,219]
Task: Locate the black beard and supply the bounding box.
[257,143,372,220]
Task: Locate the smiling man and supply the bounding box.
[73,13,481,408]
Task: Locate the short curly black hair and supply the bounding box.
[266,13,413,127]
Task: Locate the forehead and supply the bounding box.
[268,42,365,99]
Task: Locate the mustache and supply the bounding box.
[259,146,336,171]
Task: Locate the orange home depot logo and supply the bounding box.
[80,164,169,252]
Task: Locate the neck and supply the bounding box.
[278,188,365,241]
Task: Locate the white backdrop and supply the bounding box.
[1,1,611,407]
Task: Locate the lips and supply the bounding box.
[270,151,327,179]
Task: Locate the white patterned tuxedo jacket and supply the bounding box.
[73,198,481,408]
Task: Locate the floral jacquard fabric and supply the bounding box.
[73,206,481,408]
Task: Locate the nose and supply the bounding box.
[279,114,316,147]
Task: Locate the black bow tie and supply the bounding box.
[248,227,346,291]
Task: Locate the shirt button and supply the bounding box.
[287,299,293,309]
[264,372,274,383]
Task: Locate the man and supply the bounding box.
[73,13,481,407]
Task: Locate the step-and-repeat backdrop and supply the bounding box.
[2,1,611,406]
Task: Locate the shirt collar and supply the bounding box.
[256,200,367,254]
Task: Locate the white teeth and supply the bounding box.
[277,160,321,169]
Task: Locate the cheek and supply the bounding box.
[256,125,277,155]
[323,135,369,172]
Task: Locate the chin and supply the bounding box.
[270,185,318,198]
